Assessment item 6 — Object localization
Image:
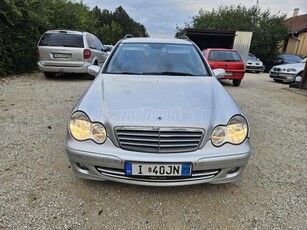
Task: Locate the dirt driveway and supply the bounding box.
[0,72,306,229]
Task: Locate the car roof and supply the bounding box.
[121,37,193,45]
[205,48,237,51]
[45,30,85,35]
[280,53,301,57]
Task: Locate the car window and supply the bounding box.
[93,35,103,51]
[39,33,84,47]
[248,53,257,60]
[209,50,242,62]
[282,54,302,62]
[104,43,209,76]
[86,34,96,49]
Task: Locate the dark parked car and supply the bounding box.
[264,54,302,72]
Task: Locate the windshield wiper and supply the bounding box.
[143,71,195,76]
[108,72,143,75]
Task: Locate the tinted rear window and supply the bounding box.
[209,50,242,62]
[39,33,84,47]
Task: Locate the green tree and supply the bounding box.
[0,0,148,76]
[0,0,42,74]
[99,21,123,44]
[178,4,289,61]
[90,6,148,44]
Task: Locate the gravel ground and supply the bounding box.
[0,72,306,230]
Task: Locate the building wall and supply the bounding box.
[286,38,298,54]
[297,33,307,57]
[282,32,307,57]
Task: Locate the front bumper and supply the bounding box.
[221,71,245,80]
[65,137,252,186]
[246,65,263,72]
[269,72,296,82]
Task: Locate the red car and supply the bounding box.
[202,48,245,86]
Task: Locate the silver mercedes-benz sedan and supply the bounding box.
[65,36,252,186]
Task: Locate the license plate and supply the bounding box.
[225,72,233,76]
[53,53,70,58]
[125,163,191,177]
[278,73,289,78]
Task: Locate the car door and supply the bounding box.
[91,35,108,66]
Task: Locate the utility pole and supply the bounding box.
[299,61,307,89]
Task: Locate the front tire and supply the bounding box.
[233,79,241,87]
[44,72,56,78]
[87,74,95,80]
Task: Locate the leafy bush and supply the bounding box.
[0,0,148,76]
[177,4,289,62]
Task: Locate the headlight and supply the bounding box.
[286,68,296,72]
[211,126,226,146]
[69,111,107,144]
[211,115,248,147]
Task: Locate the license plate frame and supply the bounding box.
[278,73,289,78]
[53,53,70,59]
[125,162,192,177]
[225,72,233,76]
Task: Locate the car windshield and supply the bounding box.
[39,33,84,47]
[208,50,242,62]
[104,43,209,76]
[248,53,258,60]
[282,54,302,62]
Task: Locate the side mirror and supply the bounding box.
[102,46,112,52]
[213,68,225,79]
[276,59,283,64]
[88,65,101,76]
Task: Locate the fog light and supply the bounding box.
[76,163,89,170]
[227,167,240,174]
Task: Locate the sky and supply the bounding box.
[82,0,307,37]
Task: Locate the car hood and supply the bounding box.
[247,59,263,65]
[77,74,242,137]
[271,62,305,70]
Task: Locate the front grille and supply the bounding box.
[115,127,205,153]
[247,66,262,69]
